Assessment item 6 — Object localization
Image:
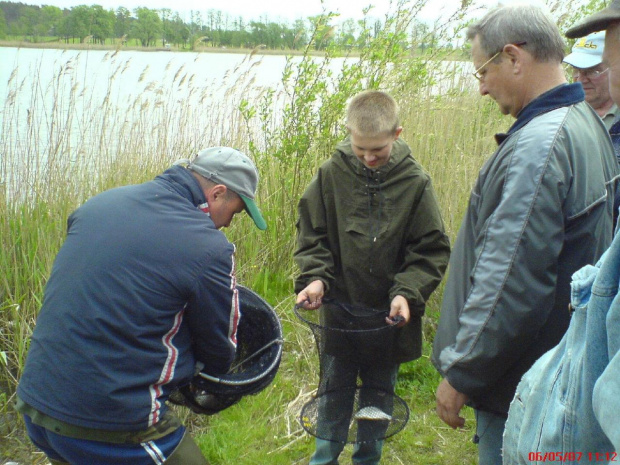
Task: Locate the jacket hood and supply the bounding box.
[334,135,412,178]
[155,165,207,208]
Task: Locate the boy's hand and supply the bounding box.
[386,295,410,326]
[296,280,324,309]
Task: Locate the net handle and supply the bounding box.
[230,338,283,371]
[196,338,283,386]
[293,300,392,330]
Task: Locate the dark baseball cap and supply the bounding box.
[186,147,267,230]
[565,0,620,38]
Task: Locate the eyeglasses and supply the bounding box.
[572,67,609,80]
[472,41,527,82]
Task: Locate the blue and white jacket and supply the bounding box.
[17,166,239,431]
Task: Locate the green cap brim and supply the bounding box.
[240,194,267,230]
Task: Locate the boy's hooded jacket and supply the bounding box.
[294,136,450,363]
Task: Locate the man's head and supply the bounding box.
[566,0,620,108]
[185,147,267,230]
[467,4,566,117]
[346,90,403,170]
[563,31,613,115]
[606,22,620,107]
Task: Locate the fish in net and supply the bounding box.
[295,299,410,444]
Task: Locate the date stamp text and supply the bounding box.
[528,452,618,462]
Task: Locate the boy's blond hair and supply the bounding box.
[346,90,400,137]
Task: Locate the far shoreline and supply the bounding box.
[0,40,465,61]
[0,40,344,57]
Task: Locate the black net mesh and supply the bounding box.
[169,285,283,414]
[193,285,283,396]
[295,300,409,444]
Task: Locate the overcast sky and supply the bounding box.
[29,0,490,23]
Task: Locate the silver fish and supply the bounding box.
[354,406,392,421]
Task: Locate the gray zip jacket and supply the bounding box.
[432,84,619,415]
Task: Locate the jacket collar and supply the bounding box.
[155,165,207,207]
[495,83,585,145]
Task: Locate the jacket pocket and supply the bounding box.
[344,194,392,240]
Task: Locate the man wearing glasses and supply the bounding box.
[431,4,618,464]
[564,31,618,130]
[565,31,620,228]
[500,2,620,462]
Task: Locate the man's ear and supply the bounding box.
[205,184,228,203]
[394,127,403,139]
[503,43,524,71]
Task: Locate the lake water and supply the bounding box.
[0,46,474,197]
[0,47,362,167]
[0,47,312,148]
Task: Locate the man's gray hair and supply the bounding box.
[467,4,565,63]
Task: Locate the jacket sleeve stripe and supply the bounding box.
[228,250,240,348]
[148,308,185,426]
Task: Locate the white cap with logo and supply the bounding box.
[563,31,605,69]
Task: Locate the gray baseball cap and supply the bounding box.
[566,0,620,38]
[563,31,605,68]
[187,147,267,230]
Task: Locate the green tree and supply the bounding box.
[188,9,203,48]
[39,5,63,38]
[14,4,62,42]
[159,7,172,46]
[14,5,38,41]
[114,6,132,40]
[291,19,308,49]
[249,20,267,47]
[90,5,114,45]
[0,8,6,39]
[60,5,94,43]
[167,12,189,47]
[265,21,285,49]
[308,14,335,50]
[410,19,430,52]
[131,7,162,47]
[336,18,357,49]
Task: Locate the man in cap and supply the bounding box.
[432,4,618,464]
[16,147,266,465]
[567,0,620,158]
[564,31,618,130]
[565,31,620,228]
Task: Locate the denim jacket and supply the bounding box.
[503,228,620,463]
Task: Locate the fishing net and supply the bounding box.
[295,300,410,444]
[169,285,283,415]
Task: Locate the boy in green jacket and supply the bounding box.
[294,90,450,464]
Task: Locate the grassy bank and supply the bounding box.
[0,14,512,463]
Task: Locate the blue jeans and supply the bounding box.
[474,409,505,465]
[309,355,399,465]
